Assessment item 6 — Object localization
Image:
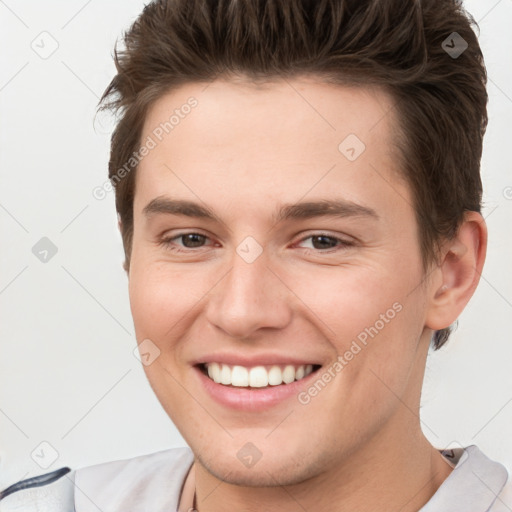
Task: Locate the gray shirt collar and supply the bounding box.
[419,445,509,511]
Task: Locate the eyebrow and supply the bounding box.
[142,196,379,225]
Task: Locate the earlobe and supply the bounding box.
[425,211,487,331]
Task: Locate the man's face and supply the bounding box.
[129,78,434,485]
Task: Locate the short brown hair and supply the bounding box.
[98,0,488,350]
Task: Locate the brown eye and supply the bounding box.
[297,233,354,252]
[179,233,207,248]
[158,232,213,252]
[310,235,339,250]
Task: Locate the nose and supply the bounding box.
[204,246,293,340]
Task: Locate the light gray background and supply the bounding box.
[0,0,511,489]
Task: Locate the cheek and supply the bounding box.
[337,297,424,421]
[128,259,206,342]
[284,261,410,341]
[287,261,424,404]
[128,261,205,418]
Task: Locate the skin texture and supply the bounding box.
[127,78,487,512]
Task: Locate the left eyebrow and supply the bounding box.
[273,199,379,223]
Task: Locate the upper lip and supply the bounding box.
[192,353,323,368]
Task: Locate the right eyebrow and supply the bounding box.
[143,197,219,220]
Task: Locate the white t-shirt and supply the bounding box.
[1,444,510,511]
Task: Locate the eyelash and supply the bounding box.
[158,231,355,254]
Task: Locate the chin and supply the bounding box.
[194,442,328,487]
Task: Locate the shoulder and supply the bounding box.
[490,461,512,511]
[73,446,194,512]
[0,467,75,511]
[421,444,512,512]
[0,446,194,512]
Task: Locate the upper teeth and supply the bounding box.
[205,363,314,387]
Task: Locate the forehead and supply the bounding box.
[141,77,398,155]
[135,78,410,222]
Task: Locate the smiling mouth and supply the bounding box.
[198,362,321,388]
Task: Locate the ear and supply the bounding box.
[425,211,487,331]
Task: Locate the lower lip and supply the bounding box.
[193,365,320,411]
